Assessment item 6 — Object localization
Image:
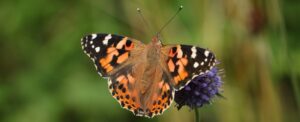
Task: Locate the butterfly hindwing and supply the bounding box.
[107,62,174,118]
[163,44,217,90]
[81,33,143,77]
[143,71,174,117]
[107,65,143,116]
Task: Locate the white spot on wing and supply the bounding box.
[204,50,209,57]
[98,72,102,76]
[95,47,100,53]
[193,62,199,68]
[199,72,204,75]
[92,34,97,40]
[108,78,112,86]
[85,37,88,43]
[191,46,197,59]
[204,58,208,62]
[91,45,94,48]
[90,40,93,44]
[177,46,183,58]
[103,34,112,45]
[201,62,204,66]
[192,75,198,79]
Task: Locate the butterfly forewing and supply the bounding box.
[163,45,217,90]
[81,33,143,77]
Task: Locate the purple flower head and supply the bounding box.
[174,67,223,110]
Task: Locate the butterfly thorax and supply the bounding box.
[142,36,163,64]
[146,40,161,61]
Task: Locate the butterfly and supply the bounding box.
[81,33,217,117]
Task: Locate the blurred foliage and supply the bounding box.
[0,0,299,122]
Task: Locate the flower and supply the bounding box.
[174,67,223,110]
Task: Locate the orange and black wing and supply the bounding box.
[81,33,143,77]
[163,45,217,90]
[107,65,144,116]
[108,64,174,118]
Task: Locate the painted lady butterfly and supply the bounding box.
[81,34,217,117]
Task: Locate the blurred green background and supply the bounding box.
[0,0,299,122]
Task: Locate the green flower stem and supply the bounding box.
[195,108,200,122]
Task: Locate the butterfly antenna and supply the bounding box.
[137,8,155,35]
[157,5,183,35]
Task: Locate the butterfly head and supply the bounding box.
[151,34,162,47]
